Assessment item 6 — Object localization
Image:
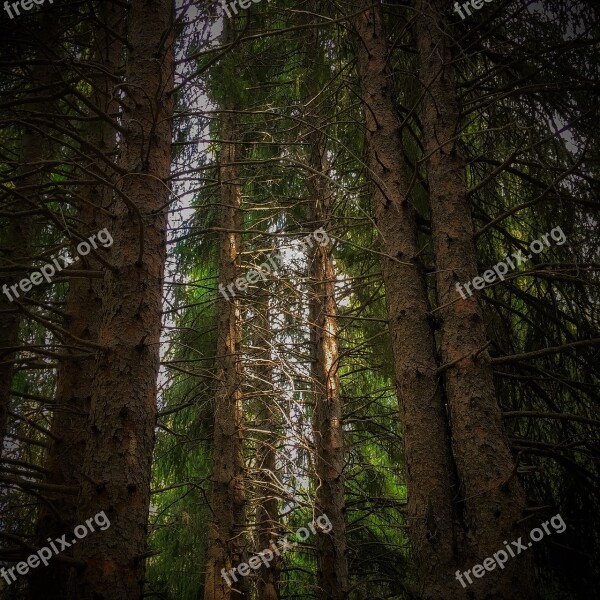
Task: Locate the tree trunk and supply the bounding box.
[253,296,280,600]
[71,0,174,596]
[305,94,349,600]
[307,185,349,600]
[414,1,533,597]
[353,2,463,598]
[203,15,248,600]
[28,5,123,598]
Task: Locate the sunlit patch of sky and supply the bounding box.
[159,1,222,366]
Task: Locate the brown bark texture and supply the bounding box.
[306,117,350,600]
[27,5,123,598]
[203,16,248,600]
[307,201,349,600]
[302,6,350,598]
[70,0,174,596]
[353,2,463,598]
[253,298,280,600]
[414,1,533,597]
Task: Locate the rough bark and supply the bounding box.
[70,0,174,596]
[353,2,463,598]
[305,90,350,600]
[203,15,248,600]
[307,189,349,600]
[253,297,280,600]
[414,1,533,597]
[27,5,123,598]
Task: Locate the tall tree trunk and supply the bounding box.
[353,2,463,598]
[28,5,123,598]
[253,296,280,600]
[203,14,248,600]
[414,1,533,597]
[304,67,349,600]
[71,0,174,596]
[307,182,349,600]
